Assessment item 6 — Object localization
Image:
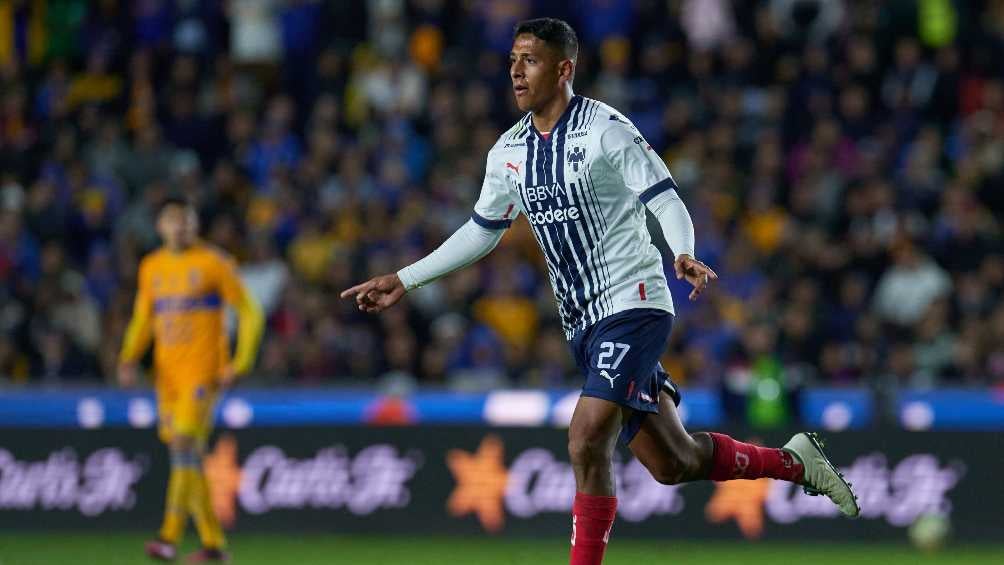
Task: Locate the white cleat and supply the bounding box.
[783,432,860,517]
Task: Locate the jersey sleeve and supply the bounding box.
[216,254,247,306]
[471,151,521,230]
[600,121,679,203]
[119,258,155,364]
[215,254,264,375]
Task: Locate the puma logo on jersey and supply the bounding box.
[506,161,521,173]
[600,370,620,388]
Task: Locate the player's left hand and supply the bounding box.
[219,364,237,388]
[674,254,718,301]
[117,363,138,388]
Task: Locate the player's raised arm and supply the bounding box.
[600,121,717,300]
[118,260,155,387]
[341,152,521,313]
[218,256,264,380]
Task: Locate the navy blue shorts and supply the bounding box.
[570,308,681,445]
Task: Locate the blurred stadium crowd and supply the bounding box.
[0,0,1002,396]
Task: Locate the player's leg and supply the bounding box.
[629,387,860,516]
[626,388,712,485]
[566,309,673,565]
[146,387,184,561]
[178,385,230,563]
[567,396,624,565]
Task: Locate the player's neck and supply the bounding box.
[165,242,195,254]
[531,88,574,134]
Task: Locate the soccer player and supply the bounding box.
[342,18,859,565]
[119,197,264,563]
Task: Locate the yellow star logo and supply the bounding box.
[446,435,509,532]
[705,478,773,540]
[204,433,242,529]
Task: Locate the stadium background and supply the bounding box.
[0,0,1002,564]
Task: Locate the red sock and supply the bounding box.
[569,493,617,565]
[707,432,804,482]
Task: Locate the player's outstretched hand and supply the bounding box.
[340,273,407,313]
[674,254,718,301]
[117,363,138,388]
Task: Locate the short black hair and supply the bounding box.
[514,18,578,60]
[157,195,193,216]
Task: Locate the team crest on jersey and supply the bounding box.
[188,269,202,288]
[567,146,586,172]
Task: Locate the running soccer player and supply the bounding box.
[341,18,859,565]
[119,196,264,563]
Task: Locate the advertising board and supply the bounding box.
[0,427,996,541]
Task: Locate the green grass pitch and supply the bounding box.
[0,533,999,565]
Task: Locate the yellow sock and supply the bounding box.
[188,467,227,550]
[159,466,190,544]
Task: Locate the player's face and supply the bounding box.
[510,34,572,113]
[157,204,198,250]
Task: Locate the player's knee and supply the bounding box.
[170,434,197,456]
[568,435,611,468]
[649,458,690,485]
[649,440,703,485]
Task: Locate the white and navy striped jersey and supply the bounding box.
[472,96,679,339]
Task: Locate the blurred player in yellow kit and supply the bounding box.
[118,197,263,563]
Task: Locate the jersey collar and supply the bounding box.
[530,95,582,141]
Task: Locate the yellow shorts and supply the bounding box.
[156,381,218,446]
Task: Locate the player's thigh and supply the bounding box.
[630,390,694,455]
[172,383,217,448]
[156,384,177,445]
[628,390,703,483]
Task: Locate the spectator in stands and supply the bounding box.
[873,238,951,328]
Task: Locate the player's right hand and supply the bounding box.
[340,273,407,313]
[117,363,138,388]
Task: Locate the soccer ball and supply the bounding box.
[908,513,951,552]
